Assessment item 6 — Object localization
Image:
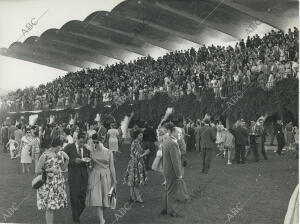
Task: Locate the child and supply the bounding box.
[6,136,19,159]
[223,128,235,165]
[216,125,226,157]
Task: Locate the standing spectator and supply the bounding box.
[285,121,295,150]
[1,123,9,152]
[20,127,33,173]
[63,134,90,223]
[123,129,150,203]
[43,124,52,149]
[14,124,23,157]
[31,126,41,171]
[232,120,248,164]
[85,134,117,224]
[63,128,73,148]
[36,137,69,224]
[216,124,226,157]
[107,123,120,153]
[161,122,183,217]
[6,135,18,159]
[199,117,216,174]
[253,117,268,161]
[142,121,157,170]
[8,123,16,140]
[274,119,285,155]
[194,121,201,153]
[223,128,235,165]
[72,126,80,143]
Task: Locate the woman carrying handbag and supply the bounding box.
[85,134,117,224]
[35,137,69,224]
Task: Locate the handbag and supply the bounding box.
[108,187,117,209]
[176,179,189,203]
[32,168,47,189]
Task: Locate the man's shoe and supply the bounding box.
[73,218,80,223]
[170,212,184,218]
[160,209,167,215]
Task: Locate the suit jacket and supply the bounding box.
[194,126,201,140]
[162,137,182,179]
[233,126,248,145]
[274,123,284,137]
[199,125,216,149]
[63,143,90,186]
[253,124,264,144]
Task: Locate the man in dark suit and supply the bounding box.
[253,117,268,161]
[274,119,285,155]
[142,121,157,170]
[199,118,216,174]
[63,133,90,223]
[232,120,248,164]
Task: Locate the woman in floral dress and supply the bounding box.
[36,137,69,224]
[124,129,150,203]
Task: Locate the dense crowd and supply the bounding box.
[1,27,298,112]
[0,111,298,223]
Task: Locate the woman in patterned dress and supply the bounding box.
[124,129,150,203]
[35,137,69,224]
[20,127,34,173]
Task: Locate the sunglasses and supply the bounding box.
[26,131,31,133]
[93,141,99,144]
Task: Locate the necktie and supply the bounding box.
[76,145,80,156]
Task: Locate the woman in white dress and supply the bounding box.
[20,127,34,173]
[107,123,119,153]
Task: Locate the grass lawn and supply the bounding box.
[0,143,298,224]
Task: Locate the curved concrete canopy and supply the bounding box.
[0,0,298,72]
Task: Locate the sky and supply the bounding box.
[0,0,123,91]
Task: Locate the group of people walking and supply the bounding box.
[0,112,298,224]
[35,132,117,224]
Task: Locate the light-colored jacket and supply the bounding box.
[162,137,182,179]
[224,130,235,148]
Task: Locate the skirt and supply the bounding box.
[108,137,119,152]
[21,146,32,164]
[86,168,111,207]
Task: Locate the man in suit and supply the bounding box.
[248,120,256,158]
[161,122,186,217]
[142,121,157,170]
[274,119,285,155]
[253,117,268,161]
[232,119,248,164]
[63,133,90,223]
[194,121,201,153]
[199,118,216,174]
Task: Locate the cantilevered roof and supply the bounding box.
[0,0,298,72]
